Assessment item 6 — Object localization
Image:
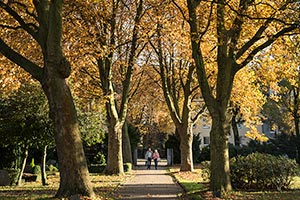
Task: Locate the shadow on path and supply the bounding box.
[113,159,183,200]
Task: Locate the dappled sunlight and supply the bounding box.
[0,172,127,199]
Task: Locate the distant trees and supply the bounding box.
[258,35,300,162]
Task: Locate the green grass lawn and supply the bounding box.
[0,173,128,200]
[170,165,300,200]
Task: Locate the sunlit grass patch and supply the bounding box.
[169,166,209,199]
[0,173,130,200]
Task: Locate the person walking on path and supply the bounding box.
[152,149,160,170]
[145,147,153,169]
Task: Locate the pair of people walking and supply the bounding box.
[145,148,160,170]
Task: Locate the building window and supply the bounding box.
[202,125,210,129]
[203,136,210,145]
[202,118,210,129]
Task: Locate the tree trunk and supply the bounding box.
[231,115,240,146]
[17,146,28,186]
[105,121,124,175]
[210,115,232,197]
[295,115,300,137]
[41,145,48,186]
[43,79,94,197]
[40,1,94,198]
[122,121,133,164]
[178,125,194,171]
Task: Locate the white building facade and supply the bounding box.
[193,117,268,149]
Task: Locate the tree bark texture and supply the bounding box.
[187,0,233,196]
[105,120,124,175]
[122,121,133,164]
[11,0,96,197]
[154,20,196,172]
[37,1,94,198]
[210,115,232,196]
[187,0,298,196]
[178,125,194,171]
[97,0,144,175]
[42,68,94,198]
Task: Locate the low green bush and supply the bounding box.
[123,163,132,172]
[48,164,58,172]
[200,161,210,182]
[88,164,106,173]
[93,152,106,165]
[230,152,298,190]
[33,165,41,175]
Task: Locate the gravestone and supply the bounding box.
[133,148,137,166]
[0,170,10,186]
[167,148,173,166]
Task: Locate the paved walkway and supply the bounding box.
[113,160,184,200]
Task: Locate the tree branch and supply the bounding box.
[199,0,214,40]
[0,2,38,41]
[235,20,271,60]
[171,0,189,22]
[192,105,206,123]
[0,38,43,82]
[237,25,299,70]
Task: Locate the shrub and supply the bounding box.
[200,161,210,182]
[30,158,35,168]
[33,165,41,174]
[48,164,58,172]
[230,152,298,190]
[192,133,202,163]
[165,134,181,164]
[123,163,132,172]
[93,152,106,165]
[88,164,105,173]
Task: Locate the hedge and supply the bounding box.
[230,153,298,190]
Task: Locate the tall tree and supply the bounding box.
[98,0,145,174]
[0,1,94,198]
[67,0,147,174]
[150,9,205,170]
[184,0,299,197]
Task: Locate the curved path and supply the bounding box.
[112,160,184,200]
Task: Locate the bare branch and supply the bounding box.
[192,105,206,123]
[171,0,189,22]
[128,70,144,102]
[199,0,214,40]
